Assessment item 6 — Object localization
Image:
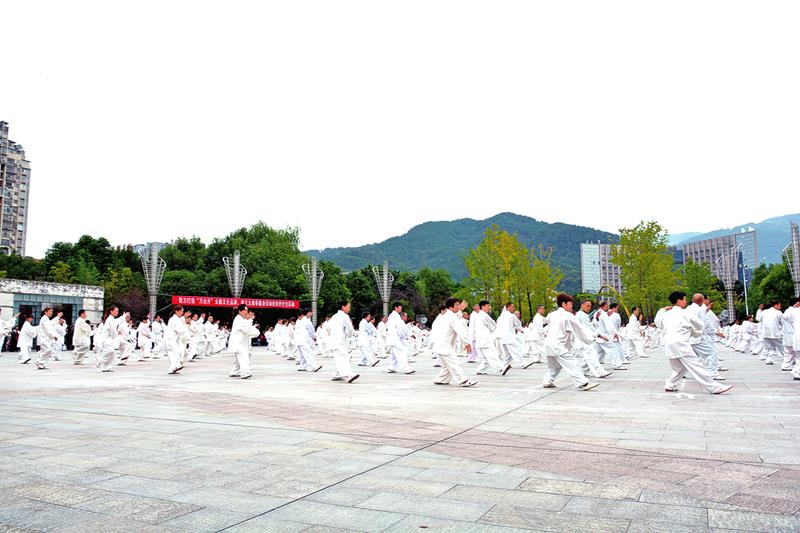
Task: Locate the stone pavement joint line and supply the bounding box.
[0,344,799,532]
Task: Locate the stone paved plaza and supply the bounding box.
[1,344,799,532]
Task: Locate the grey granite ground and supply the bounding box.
[0,343,798,532]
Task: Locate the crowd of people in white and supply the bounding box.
[3,293,798,392]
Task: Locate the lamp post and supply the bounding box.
[372,261,394,318]
[223,250,247,298]
[714,243,739,325]
[138,243,166,321]
[302,257,324,326]
[784,222,800,298]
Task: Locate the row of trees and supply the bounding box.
[2,220,795,325]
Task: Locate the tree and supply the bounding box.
[48,261,73,283]
[746,262,794,311]
[464,226,527,311]
[524,245,563,317]
[416,267,455,318]
[318,261,351,318]
[679,259,725,309]
[611,221,676,320]
[345,267,379,316]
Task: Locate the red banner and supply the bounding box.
[171,295,300,309]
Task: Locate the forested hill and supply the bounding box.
[305,212,618,293]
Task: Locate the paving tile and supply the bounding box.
[517,478,641,500]
[384,515,538,532]
[562,495,708,526]
[266,500,404,532]
[160,507,253,532]
[708,508,800,532]
[357,491,492,521]
[441,485,569,511]
[170,487,289,514]
[0,499,100,532]
[480,504,630,532]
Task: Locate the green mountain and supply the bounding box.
[678,213,800,264]
[304,212,618,293]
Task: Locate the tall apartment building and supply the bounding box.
[0,122,31,256]
[580,243,622,294]
[682,230,757,286]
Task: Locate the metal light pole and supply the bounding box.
[223,250,247,298]
[784,222,800,298]
[714,243,739,325]
[741,264,749,316]
[302,256,324,325]
[372,261,394,318]
[138,243,167,320]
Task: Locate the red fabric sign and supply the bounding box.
[171,295,300,309]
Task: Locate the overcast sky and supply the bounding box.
[3,1,798,259]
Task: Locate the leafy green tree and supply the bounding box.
[611,221,676,320]
[746,262,794,310]
[0,254,45,280]
[318,261,351,317]
[416,267,455,317]
[103,267,137,305]
[679,259,725,309]
[48,261,73,283]
[345,267,379,316]
[159,237,206,271]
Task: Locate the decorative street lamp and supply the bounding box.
[714,243,739,325]
[223,250,247,298]
[784,222,800,298]
[138,243,166,321]
[302,256,324,326]
[372,260,394,318]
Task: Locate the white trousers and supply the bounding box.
[576,344,608,377]
[665,353,723,393]
[36,338,55,366]
[691,337,719,375]
[543,353,589,388]
[434,351,468,384]
[166,341,183,372]
[783,343,797,370]
[475,344,503,374]
[499,341,526,367]
[97,340,117,371]
[358,345,376,366]
[230,346,251,376]
[527,339,545,362]
[388,345,411,372]
[762,338,783,364]
[297,344,319,371]
[331,346,354,378]
[72,339,90,363]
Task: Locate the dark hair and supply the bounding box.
[598,301,608,308]
[790,297,800,306]
[391,301,402,310]
[173,305,183,313]
[438,305,447,312]
[631,306,639,313]
[338,301,350,309]
[504,302,512,308]
[78,309,86,316]
[362,311,371,319]
[580,299,592,305]
[445,297,460,309]
[478,300,490,308]
[609,303,619,310]
[556,294,573,307]
[668,291,686,305]
[237,304,248,312]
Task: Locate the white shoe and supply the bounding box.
[578,382,599,391]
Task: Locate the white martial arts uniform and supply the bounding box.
[36,315,59,368]
[497,308,528,368]
[542,308,595,388]
[526,313,546,363]
[386,310,413,373]
[327,310,358,381]
[432,309,474,386]
[97,314,120,371]
[472,310,504,375]
[229,314,259,378]
[760,307,784,365]
[574,310,610,378]
[18,320,37,364]
[164,314,187,373]
[783,305,799,370]
[655,306,727,394]
[357,318,377,366]
[295,315,321,372]
[72,319,94,364]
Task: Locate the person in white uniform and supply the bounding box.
[295,308,323,373]
[71,309,95,365]
[782,297,799,371]
[760,300,784,366]
[655,291,732,395]
[229,304,260,379]
[526,306,547,363]
[574,300,612,379]
[542,294,600,390]
[164,306,187,374]
[497,303,534,369]
[327,301,360,383]
[432,297,477,387]
[472,300,509,376]
[357,312,379,367]
[386,302,415,374]
[35,307,59,370]
[17,315,37,365]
